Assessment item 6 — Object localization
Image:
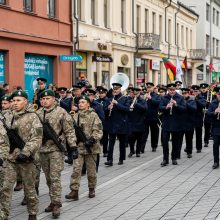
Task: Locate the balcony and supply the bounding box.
[138,33,161,53]
[189,49,206,61]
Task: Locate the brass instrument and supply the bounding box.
[129,95,137,111]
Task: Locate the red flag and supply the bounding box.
[162,57,176,81]
[182,56,188,73]
[209,58,215,72]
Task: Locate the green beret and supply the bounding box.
[79,95,91,103]
[11,90,28,99]
[1,95,11,102]
[40,89,55,98]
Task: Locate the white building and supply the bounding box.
[183,0,220,84]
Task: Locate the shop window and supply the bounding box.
[48,0,56,18]
[0,0,6,5]
[24,0,33,12]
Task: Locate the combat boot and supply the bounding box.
[89,188,95,198]
[14,181,23,191]
[52,203,61,219]
[65,190,79,200]
[45,203,54,212]
[28,215,37,220]
[21,196,27,206]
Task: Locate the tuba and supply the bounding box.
[109,72,130,116]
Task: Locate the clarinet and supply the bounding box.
[129,95,137,111]
[169,96,174,115]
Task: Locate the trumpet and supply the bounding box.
[129,95,137,111]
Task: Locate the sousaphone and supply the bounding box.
[110,72,130,92]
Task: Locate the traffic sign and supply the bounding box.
[196,64,204,72]
[60,55,82,62]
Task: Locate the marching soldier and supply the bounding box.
[179,88,197,158]
[96,86,109,157]
[159,83,186,166]
[175,81,182,94]
[128,87,148,157]
[0,90,43,220]
[57,87,72,112]
[65,95,103,200]
[141,82,161,153]
[200,83,212,147]
[104,83,130,166]
[37,89,77,218]
[208,87,220,169]
[33,77,47,110]
[192,85,206,153]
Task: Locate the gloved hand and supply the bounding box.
[69,147,78,160]
[16,154,30,163]
[0,158,3,166]
[85,137,96,148]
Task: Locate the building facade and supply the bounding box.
[184,0,220,84]
[74,0,199,87]
[0,0,73,101]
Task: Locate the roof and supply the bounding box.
[177,1,199,17]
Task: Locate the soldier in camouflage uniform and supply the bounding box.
[37,89,77,219]
[65,95,103,200]
[0,90,43,220]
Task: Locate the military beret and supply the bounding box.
[79,95,91,103]
[40,89,55,98]
[37,77,47,83]
[167,83,176,89]
[96,86,108,93]
[191,85,200,91]
[11,90,28,99]
[175,81,182,85]
[146,82,154,87]
[181,88,190,93]
[112,83,122,88]
[57,87,67,92]
[1,95,11,102]
[85,88,96,95]
[200,83,209,88]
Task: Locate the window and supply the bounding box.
[23,0,33,12]
[91,0,95,24]
[216,39,219,57]
[213,8,216,24]
[48,0,55,18]
[136,5,140,33]
[0,0,6,5]
[206,3,210,21]
[121,0,126,33]
[206,34,210,55]
[77,0,81,20]
[145,9,148,33]
[159,15,163,41]
[104,0,109,28]
[152,12,156,34]
[186,28,188,49]
[181,25,184,48]
[168,19,171,43]
[217,11,219,26]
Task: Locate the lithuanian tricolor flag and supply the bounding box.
[162,57,176,81]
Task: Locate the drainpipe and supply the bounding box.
[72,0,79,85]
[132,0,138,86]
[210,0,213,83]
[165,0,172,59]
[175,4,180,57]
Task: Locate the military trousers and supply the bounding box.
[179,130,194,155]
[195,127,203,150]
[0,161,38,218]
[204,121,211,144]
[213,135,220,165]
[70,154,97,190]
[128,132,144,154]
[40,151,64,205]
[100,130,109,155]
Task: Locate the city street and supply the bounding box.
[9,138,220,220]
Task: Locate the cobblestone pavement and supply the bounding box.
[9,139,220,220]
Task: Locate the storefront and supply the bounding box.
[137,59,148,86]
[76,52,87,81]
[0,51,5,84]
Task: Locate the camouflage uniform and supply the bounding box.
[0,122,9,190]
[70,108,103,191]
[0,104,43,218]
[38,104,76,206]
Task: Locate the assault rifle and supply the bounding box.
[0,113,25,154]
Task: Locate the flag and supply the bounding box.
[162,57,176,81]
[209,60,215,72]
[182,56,188,73]
[176,57,183,81]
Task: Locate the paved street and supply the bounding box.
[9,139,220,220]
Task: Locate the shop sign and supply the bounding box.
[60,55,82,62]
[24,54,53,101]
[92,56,113,62]
[0,52,5,84]
[152,60,160,70]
